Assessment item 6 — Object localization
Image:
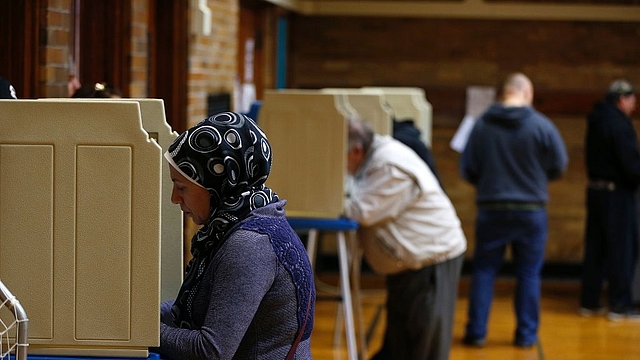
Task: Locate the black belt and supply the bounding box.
[588,180,616,191]
[477,201,545,210]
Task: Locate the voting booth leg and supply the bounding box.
[348,231,368,359]
[337,230,359,360]
[305,229,364,359]
[306,229,319,269]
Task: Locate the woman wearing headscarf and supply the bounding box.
[154,112,315,360]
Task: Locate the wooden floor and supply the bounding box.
[310,274,640,360]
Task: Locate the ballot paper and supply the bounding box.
[450,86,496,153]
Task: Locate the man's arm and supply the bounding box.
[544,124,569,181]
[345,164,420,227]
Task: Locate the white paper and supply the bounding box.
[450,114,477,153]
[466,86,496,118]
[240,83,256,114]
[450,86,497,153]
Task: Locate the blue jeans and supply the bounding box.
[465,208,547,345]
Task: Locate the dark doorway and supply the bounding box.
[148,0,189,133]
[0,0,42,98]
[73,0,131,96]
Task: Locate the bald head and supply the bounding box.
[502,72,534,107]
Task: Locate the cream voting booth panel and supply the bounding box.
[361,87,433,146]
[39,98,183,303]
[320,88,393,136]
[0,100,162,357]
[259,90,348,219]
[320,90,359,120]
[131,99,182,303]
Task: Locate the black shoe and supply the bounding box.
[462,336,485,347]
[578,306,605,317]
[607,307,640,322]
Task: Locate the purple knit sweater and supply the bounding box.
[154,201,314,360]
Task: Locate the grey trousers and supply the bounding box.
[373,254,464,360]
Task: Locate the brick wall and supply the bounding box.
[130,0,149,98]
[39,0,239,120]
[43,1,73,98]
[187,0,239,129]
[41,1,145,98]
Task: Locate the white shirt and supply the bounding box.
[345,135,467,274]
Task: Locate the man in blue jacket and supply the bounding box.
[460,72,568,348]
[580,79,640,321]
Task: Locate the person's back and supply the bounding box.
[352,133,466,274]
[345,117,466,360]
[585,84,640,190]
[460,73,567,202]
[581,79,640,321]
[460,72,568,348]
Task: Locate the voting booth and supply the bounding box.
[130,99,182,303]
[259,89,350,218]
[0,100,163,357]
[260,88,400,216]
[320,88,393,136]
[361,86,433,146]
[40,98,183,302]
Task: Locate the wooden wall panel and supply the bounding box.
[288,16,640,125]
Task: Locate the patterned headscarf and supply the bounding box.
[165,111,279,328]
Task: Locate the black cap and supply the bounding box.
[0,77,17,99]
[607,79,635,97]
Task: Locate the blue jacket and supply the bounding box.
[392,119,443,189]
[459,103,568,204]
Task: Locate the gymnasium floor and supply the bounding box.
[311,274,640,360]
